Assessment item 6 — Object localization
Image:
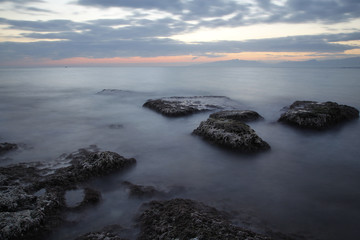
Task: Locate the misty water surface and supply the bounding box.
[0,67,359,239]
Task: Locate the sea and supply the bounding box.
[0,66,359,240]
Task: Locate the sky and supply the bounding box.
[0,0,360,66]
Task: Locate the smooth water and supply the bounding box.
[1,67,359,239]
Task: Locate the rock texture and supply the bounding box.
[279,101,359,129]
[42,150,136,189]
[122,181,162,198]
[210,110,264,122]
[143,96,240,117]
[0,147,136,240]
[193,111,270,152]
[137,198,270,240]
[75,225,128,240]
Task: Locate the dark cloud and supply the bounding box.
[0,32,356,64]
[0,0,43,2]
[77,0,250,20]
[76,0,183,12]
[0,18,88,32]
[1,0,359,64]
[75,0,360,24]
[20,6,55,13]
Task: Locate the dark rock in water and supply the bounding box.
[97,89,135,96]
[143,96,240,117]
[75,225,129,240]
[81,188,102,207]
[122,181,162,198]
[0,185,63,240]
[278,101,359,129]
[137,198,270,240]
[108,124,124,129]
[0,147,136,240]
[193,117,270,152]
[66,188,102,210]
[43,150,136,189]
[210,110,264,122]
[0,142,18,155]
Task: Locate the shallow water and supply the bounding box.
[1,66,360,239]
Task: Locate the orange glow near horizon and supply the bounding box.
[3,51,359,67]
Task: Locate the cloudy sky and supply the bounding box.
[0,0,359,66]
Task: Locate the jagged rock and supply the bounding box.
[122,181,162,198]
[210,110,264,122]
[143,96,240,117]
[75,225,128,240]
[42,151,136,189]
[137,198,270,240]
[193,117,270,152]
[0,186,63,240]
[0,147,136,240]
[0,142,18,155]
[278,101,359,129]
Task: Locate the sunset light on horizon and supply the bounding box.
[1,0,360,67]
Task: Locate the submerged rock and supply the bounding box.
[108,124,124,129]
[75,225,128,240]
[0,147,136,240]
[210,110,264,122]
[143,96,240,117]
[193,113,270,152]
[0,142,18,155]
[137,198,270,240]
[97,89,135,96]
[122,181,163,198]
[278,101,359,129]
[65,188,102,210]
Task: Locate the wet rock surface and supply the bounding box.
[143,96,240,117]
[0,143,18,155]
[137,198,271,240]
[75,225,129,240]
[42,150,136,189]
[122,181,163,198]
[0,147,136,240]
[278,101,359,129]
[193,112,270,152]
[210,110,264,122]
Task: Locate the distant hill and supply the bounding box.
[197,57,360,68]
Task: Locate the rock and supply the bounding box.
[43,151,136,189]
[278,101,359,129]
[143,96,240,117]
[137,198,270,240]
[97,89,135,96]
[0,147,136,240]
[193,117,270,152]
[122,181,162,198]
[80,188,102,207]
[0,186,63,240]
[210,110,264,122]
[66,188,102,210]
[75,225,128,240]
[0,142,18,155]
[108,124,124,129]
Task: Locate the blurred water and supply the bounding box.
[0,67,360,239]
